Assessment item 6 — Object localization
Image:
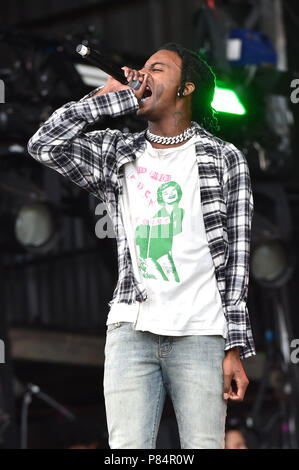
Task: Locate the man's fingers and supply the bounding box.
[222,353,249,402]
[121,66,133,82]
[134,73,149,101]
[223,373,233,400]
[229,377,249,402]
[121,66,130,78]
[121,66,142,83]
[121,67,149,100]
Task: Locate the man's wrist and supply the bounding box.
[225,346,240,357]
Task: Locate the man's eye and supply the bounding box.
[152,69,163,72]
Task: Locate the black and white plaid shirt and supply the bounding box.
[27,86,255,359]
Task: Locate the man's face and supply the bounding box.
[137,49,183,121]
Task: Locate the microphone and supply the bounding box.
[76,44,142,90]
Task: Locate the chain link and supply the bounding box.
[145,126,196,145]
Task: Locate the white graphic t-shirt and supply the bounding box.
[107,135,227,338]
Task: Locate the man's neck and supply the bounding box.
[146,112,193,149]
[148,111,191,137]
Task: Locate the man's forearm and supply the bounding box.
[27,88,139,161]
[26,88,139,201]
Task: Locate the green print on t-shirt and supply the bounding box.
[135,181,184,283]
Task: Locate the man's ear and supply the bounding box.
[183,82,195,97]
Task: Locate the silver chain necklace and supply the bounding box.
[145,125,196,145]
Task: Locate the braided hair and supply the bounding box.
[158,43,219,133]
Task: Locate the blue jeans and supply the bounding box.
[103,322,227,449]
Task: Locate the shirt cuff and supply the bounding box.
[224,302,256,359]
[82,88,139,122]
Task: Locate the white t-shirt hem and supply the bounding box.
[106,308,227,339]
[135,324,227,339]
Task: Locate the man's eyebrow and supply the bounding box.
[144,61,168,68]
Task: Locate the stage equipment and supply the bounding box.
[20,382,76,449]
[247,182,299,448]
[212,84,246,115]
[14,202,58,253]
[0,173,61,254]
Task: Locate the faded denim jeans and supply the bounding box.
[103,322,227,449]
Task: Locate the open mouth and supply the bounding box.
[140,85,152,102]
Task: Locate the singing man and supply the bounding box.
[27,42,255,449]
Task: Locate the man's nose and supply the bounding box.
[138,67,151,78]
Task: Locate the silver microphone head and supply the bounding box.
[76,44,89,57]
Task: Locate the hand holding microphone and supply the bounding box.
[94,68,149,101]
[76,44,148,100]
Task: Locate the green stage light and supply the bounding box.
[212,86,246,115]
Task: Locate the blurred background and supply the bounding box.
[1,0,299,449]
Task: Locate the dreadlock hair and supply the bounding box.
[157,42,219,134]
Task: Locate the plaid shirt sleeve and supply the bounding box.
[222,142,255,359]
[27,87,139,201]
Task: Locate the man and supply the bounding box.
[225,428,248,450]
[27,42,255,449]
